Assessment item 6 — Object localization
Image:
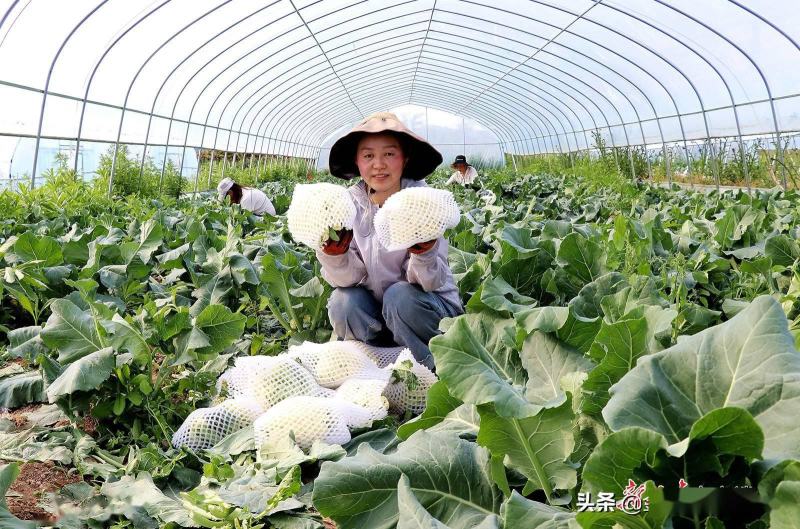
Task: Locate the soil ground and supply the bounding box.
[5,461,81,521]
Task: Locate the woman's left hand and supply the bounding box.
[408,240,437,254]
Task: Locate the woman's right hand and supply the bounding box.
[321,229,353,256]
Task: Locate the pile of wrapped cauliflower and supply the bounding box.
[172,341,436,452]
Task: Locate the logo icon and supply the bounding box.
[617,479,650,515]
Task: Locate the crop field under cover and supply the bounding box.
[2,169,800,528]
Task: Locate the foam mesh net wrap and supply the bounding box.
[342,340,405,369]
[383,349,438,415]
[288,341,390,389]
[335,378,390,421]
[216,355,332,407]
[286,183,356,249]
[177,341,431,453]
[253,396,375,449]
[172,398,265,450]
[373,187,461,251]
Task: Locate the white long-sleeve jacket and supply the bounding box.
[446,166,478,186]
[240,188,276,216]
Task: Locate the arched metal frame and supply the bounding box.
[0,0,797,192]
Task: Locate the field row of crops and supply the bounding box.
[2,169,800,528]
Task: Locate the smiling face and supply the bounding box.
[355,133,406,197]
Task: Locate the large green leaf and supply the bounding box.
[449,247,477,281]
[521,332,594,409]
[581,427,670,495]
[314,431,504,529]
[0,371,46,408]
[6,326,48,360]
[478,276,536,315]
[499,492,576,529]
[46,347,115,402]
[765,234,800,267]
[0,427,72,464]
[103,314,149,362]
[556,232,605,286]
[396,475,500,529]
[555,310,602,354]
[101,472,196,527]
[569,273,627,322]
[268,514,325,529]
[396,474,449,529]
[759,460,800,527]
[599,276,669,323]
[260,252,299,324]
[397,381,462,440]
[431,314,536,418]
[83,229,124,274]
[120,218,163,265]
[584,408,764,494]
[40,298,105,363]
[603,295,800,463]
[258,436,346,475]
[156,242,191,267]
[190,270,233,317]
[229,253,259,285]
[12,232,63,267]
[516,306,569,335]
[98,264,129,290]
[194,304,246,355]
[477,400,576,503]
[215,465,303,515]
[423,404,480,439]
[172,327,212,365]
[581,316,648,415]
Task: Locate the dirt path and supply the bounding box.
[5,461,82,521]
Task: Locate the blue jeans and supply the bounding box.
[327,282,461,370]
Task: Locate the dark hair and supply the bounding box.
[229,183,243,204]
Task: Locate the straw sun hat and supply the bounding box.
[328,112,442,180]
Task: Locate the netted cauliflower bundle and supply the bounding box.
[383,349,438,415]
[288,341,389,389]
[340,340,405,369]
[253,396,374,450]
[216,355,332,409]
[373,187,461,251]
[172,398,265,451]
[286,183,356,249]
[335,378,390,421]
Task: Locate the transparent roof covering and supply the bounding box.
[0,0,798,182]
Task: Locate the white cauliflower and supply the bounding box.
[172,398,265,451]
[286,183,356,249]
[373,187,461,251]
[253,396,374,450]
[383,349,438,415]
[335,378,390,421]
[338,340,405,368]
[288,341,389,389]
[216,355,332,409]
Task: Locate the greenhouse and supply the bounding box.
[1,0,800,527]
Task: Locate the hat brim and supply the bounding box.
[329,119,442,180]
[217,183,234,200]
